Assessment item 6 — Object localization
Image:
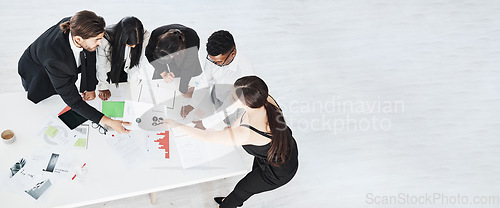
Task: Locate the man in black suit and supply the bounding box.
[18,10,130,134]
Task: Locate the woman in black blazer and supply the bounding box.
[18,10,131,133]
[145,24,202,95]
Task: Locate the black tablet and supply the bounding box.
[58,109,88,130]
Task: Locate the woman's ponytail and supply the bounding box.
[264,101,293,167]
[234,76,294,167]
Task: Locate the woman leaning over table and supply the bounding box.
[144,24,202,96]
[96,16,150,100]
[163,76,299,208]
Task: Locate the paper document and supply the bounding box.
[136,105,169,131]
[138,82,176,108]
[107,84,128,101]
[3,150,75,201]
[172,135,206,169]
[36,116,89,149]
[105,133,147,169]
[172,134,237,169]
[143,130,172,160]
[123,100,154,130]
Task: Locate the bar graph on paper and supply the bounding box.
[154,131,169,159]
[146,131,170,159]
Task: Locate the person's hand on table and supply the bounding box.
[182,87,195,98]
[160,71,175,83]
[100,116,131,134]
[82,91,96,101]
[180,105,194,118]
[98,90,111,100]
[193,120,206,130]
[108,119,131,134]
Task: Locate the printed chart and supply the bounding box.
[37,117,89,149]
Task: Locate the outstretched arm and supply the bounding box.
[164,119,250,146]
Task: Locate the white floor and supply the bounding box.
[2,0,500,207]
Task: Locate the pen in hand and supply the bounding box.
[182,106,185,120]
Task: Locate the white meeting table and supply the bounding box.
[0,82,247,208]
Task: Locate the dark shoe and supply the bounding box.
[214,197,225,204]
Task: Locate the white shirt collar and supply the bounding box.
[68,32,82,67]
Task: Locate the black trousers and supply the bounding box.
[220,158,293,208]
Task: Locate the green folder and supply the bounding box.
[102,101,125,118]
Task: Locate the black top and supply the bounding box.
[145,24,202,93]
[241,124,299,185]
[240,124,272,138]
[18,17,103,123]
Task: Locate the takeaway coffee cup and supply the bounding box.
[1,130,16,144]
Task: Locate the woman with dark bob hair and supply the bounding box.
[96,16,149,100]
[164,76,299,208]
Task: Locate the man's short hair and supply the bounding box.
[206,30,235,56]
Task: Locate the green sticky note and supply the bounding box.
[102,101,125,118]
[45,126,59,138]
[74,138,87,148]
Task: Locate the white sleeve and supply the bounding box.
[196,59,215,89]
[138,30,151,73]
[189,60,215,108]
[96,38,111,90]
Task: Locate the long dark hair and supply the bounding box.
[104,16,144,84]
[153,29,186,60]
[234,76,294,167]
